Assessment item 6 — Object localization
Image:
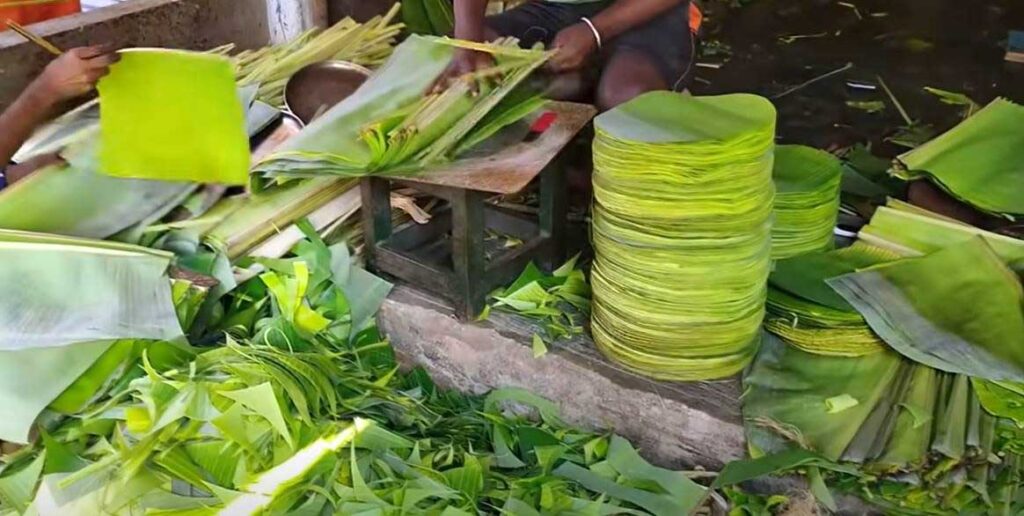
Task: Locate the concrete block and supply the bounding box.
[379,284,747,470]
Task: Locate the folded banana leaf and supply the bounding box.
[97,49,250,185]
[859,199,1024,265]
[771,145,842,259]
[829,238,1024,382]
[251,35,550,191]
[895,98,1024,218]
[743,332,903,460]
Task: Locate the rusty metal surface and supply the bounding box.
[380,101,596,195]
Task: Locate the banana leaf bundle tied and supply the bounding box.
[250,35,551,192]
[0,235,709,516]
[770,145,842,259]
[765,243,900,357]
[894,97,1024,219]
[589,92,776,381]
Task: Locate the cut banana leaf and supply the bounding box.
[895,98,1024,217]
[0,162,194,240]
[859,199,1024,264]
[591,92,776,380]
[98,49,249,185]
[829,238,1024,382]
[0,230,183,350]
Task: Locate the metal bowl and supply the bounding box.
[284,61,371,126]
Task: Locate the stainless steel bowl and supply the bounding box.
[284,61,371,126]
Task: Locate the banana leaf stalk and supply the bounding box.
[235,5,403,107]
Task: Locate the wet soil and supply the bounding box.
[695,0,1024,154]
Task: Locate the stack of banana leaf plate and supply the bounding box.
[895,97,1024,219]
[770,145,842,259]
[764,243,899,357]
[590,92,776,381]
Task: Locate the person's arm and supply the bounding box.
[548,0,684,72]
[0,46,118,171]
[430,0,495,92]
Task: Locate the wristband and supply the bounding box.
[580,17,602,49]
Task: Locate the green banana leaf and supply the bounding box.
[0,342,112,443]
[97,49,249,185]
[895,98,1024,217]
[591,92,776,380]
[0,231,186,443]
[771,145,842,259]
[251,36,550,190]
[400,0,433,35]
[743,333,903,460]
[829,238,1024,382]
[0,230,183,350]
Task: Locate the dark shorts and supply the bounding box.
[488,0,696,90]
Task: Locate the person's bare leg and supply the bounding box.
[595,49,669,112]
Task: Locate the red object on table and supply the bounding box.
[0,0,81,31]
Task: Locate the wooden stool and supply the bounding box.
[360,102,596,320]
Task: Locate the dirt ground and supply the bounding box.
[695,0,1024,154]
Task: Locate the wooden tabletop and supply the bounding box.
[378,101,597,195]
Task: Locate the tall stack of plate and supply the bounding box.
[770,145,842,259]
[590,92,776,381]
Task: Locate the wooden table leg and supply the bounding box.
[360,177,393,272]
[450,187,487,320]
[538,161,568,271]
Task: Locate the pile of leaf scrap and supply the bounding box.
[482,255,592,357]
[723,98,1024,514]
[0,224,714,515]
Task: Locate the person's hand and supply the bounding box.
[33,45,120,104]
[6,152,65,185]
[429,48,496,94]
[547,23,600,73]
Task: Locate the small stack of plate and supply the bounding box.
[764,244,899,357]
[590,92,776,381]
[770,145,842,259]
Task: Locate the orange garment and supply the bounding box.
[689,2,703,34]
[0,0,81,30]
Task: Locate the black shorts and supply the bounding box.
[488,1,696,90]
